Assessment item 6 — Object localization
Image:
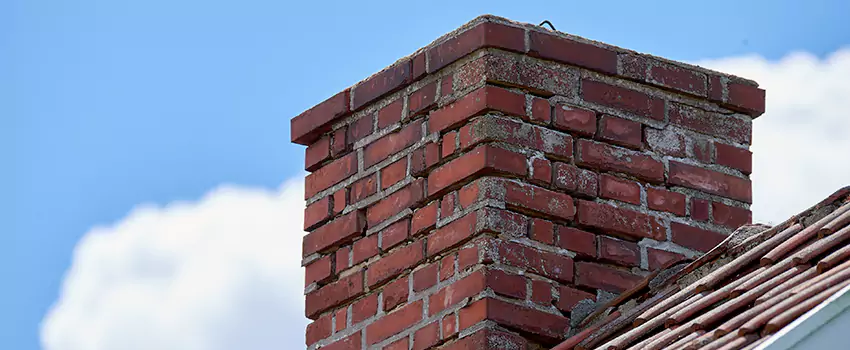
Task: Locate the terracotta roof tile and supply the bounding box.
[556,186,850,350]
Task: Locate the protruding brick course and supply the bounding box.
[292,14,764,349]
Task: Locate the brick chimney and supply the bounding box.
[292,15,765,349]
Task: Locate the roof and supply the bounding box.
[555,186,850,350]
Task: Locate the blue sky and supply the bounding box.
[3,0,849,349]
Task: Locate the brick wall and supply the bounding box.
[293,15,765,350]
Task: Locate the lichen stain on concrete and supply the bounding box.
[488,334,522,350]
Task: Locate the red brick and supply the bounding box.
[714,142,752,174]
[382,276,409,312]
[306,312,332,346]
[305,136,331,171]
[368,240,424,287]
[577,139,664,183]
[378,99,403,129]
[529,31,617,74]
[457,181,482,209]
[440,255,455,281]
[364,119,423,168]
[459,115,573,160]
[440,328,527,350]
[305,271,364,319]
[349,114,374,145]
[413,263,438,292]
[410,82,438,117]
[324,331,361,350]
[332,188,348,215]
[553,104,596,136]
[427,22,525,73]
[410,140,441,176]
[669,103,751,144]
[457,245,479,271]
[304,196,332,230]
[599,236,640,267]
[335,246,351,273]
[487,269,526,299]
[553,163,598,197]
[352,234,379,265]
[352,293,378,324]
[331,127,348,157]
[459,298,570,343]
[671,222,727,252]
[647,247,686,270]
[442,131,458,158]
[480,53,575,97]
[599,174,642,205]
[668,161,752,203]
[557,226,597,257]
[351,174,377,203]
[645,127,686,158]
[442,314,457,339]
[413,322,440,350]
[429,85,526,133]
[381,218,410,250]
[691,198,710,222]
[303,210,366,257]
[427,144,526,196]
[711,202,751,229]
[411,201,438,235]
[367,300,424,345]
[440,192,456,219]
[292,89,350,145]
[598,115,643,149]
[367,179,425,227]
[531,279,554,305]
[709,75,724,101]
[353,60,412,111]
[440,75,454,97]
[530,218,555,245]
[530,97,551,124]
[385,338,408,350]
[647,63,707,96]
[575,262,642,293]
[429,271,486,315]
[427,211,478,257]
[335,307,347,332]
[581,80,664,121]
[647,188,686,216]
[305,153,357,199]
[692,138,713,163]
[412,52,426,80]
[495,241,574,283]
[531,157,552,185]
[618,53,648,80]
[381,158,408,190]
[557,286,596,313]
[305,255,333,287]
[503,180,575,221]
[576,200,666,240]
[727,83,766,117]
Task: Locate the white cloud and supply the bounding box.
[40,179,309,350]
[698,49,850,224]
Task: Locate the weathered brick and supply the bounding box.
[692,138,713,163]
[304,196,332,230]
[495,241,574,283]
[442,314,458,339]
[618,53,648,81]
[413,322,440,350]
[599,236,640,267]
[364,119,423,169]
[353,60,412,111]
[349,114,374,145]
[669,102,751,144]
[442,131,458,158]
[335,246,351,273]
[382,276,409,311]
[441,75,454,97]
[503,180,575,221]
[366,300,423,345]
[530,218,555,245]
[553,104,596,136]
[714,142,752,174]
[351,293,378,324]
[331,127,348,157]
[305,136,331,171]
[324,331,361,350]
[557,286,595,312]
[553,162,598,197]
[575,262,642,293]
[440,328,527,350]
[429,270,486,315]
[557,226,597,257]
[378,99,403,129]
[459,115,573,160]
[458,298,570,344]
[381,218,410,251]
[598,115,643,149]
[647,63,707,96]
[335,307,346,332]
[711,202,751,229]
[691,198,710,222]
[726,83,766,117]
[303,210,366,257]
[367,179,425,227]
[668,161,752,203]
[647,247,686,270]
[427,211,478,257]
[645,127,686,158]
[292,89,350,145]
[581,80,664,121]
[427,144,526,196]
[529,31,618,74]
[352,234,379,265]
[531,157,552,185]
[411,201,438,235]
[305,271,364,319]
[480,53,576,97]
[576,200,666,240]
[531,279,554,305]
[368,240,424,287]
[646,187,686,216]
[599,174,642,205]
[413,263,438,292]
[427,22,526,73]
[305,153,357,199]
[305,255,333,287]
[385,338,408,350]
[530,97,551,124]
[708,75,724,101]
[440,192,457,219]
[430,85,526,133]
[381,157,408,190]
[577,139,664,183]
[332,188,348,215]
[487,269,526,299]
[409,82,438,116]
[458,245,479,271]
[351,173,377,203]
[440,255,455,281]
[306,312,332,346]
[671,222,727,252]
